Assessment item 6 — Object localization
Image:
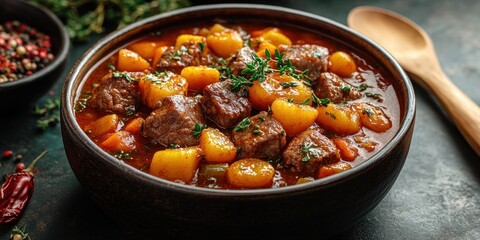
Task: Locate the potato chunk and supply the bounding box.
[226,158,275,188]
[138,71,188,109]
[175,34,206,49]
[84,114,120,137]
[271,98,318,137]
[316,103,361,135]
[353,102,392,132]
[328,51,357,77]
[199,128,237,163]
[149,146,201,183]
[206,24,244,58]
[127,40,167,59]
[180,66,220,91]
[258,28,292,47]
[117,48,150,72]
[248,74,312,111]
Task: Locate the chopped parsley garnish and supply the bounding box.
[357,83,372,91]
[312,93,330,107]
[168,143,180,149]
[252,124,262,135]
[300,98,311,105]
[113,150,132,160]
[341,84,351,95]
[362,108,374,117]
[279,81,299,88]
[108,63,116,71]
[236,146,243,155]
[112,71,136,82]
[325,111,337,119]
[198,42,206,52]
[74,91,91,112]
[234,118,251,132]
[300,142,320,162]
[145,71,171,85]
[365,92,382,100]
[193,122,207,137]
[170,45,188,61]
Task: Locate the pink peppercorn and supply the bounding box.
[0,20,55,84]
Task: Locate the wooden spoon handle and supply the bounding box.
[420,69,480,156]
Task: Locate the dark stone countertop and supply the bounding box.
[1,0,479,239]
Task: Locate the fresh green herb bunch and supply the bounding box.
[34,98,61,130]
[31,0,190,41]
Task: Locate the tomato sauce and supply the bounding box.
[74,22,400,189]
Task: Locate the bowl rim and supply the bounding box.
[0,0,71,90]
[62,3,415,196]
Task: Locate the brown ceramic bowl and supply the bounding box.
[0,0,70,111]
[61,4,415,239]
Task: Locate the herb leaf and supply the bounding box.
[32,0,191,42]
[230,75,254,92]
[113,71,136,83]
[234,118,251,132]
[365,92,382,100]
[300,142,320,162]
[34,98,61,130]
[312,93,330,107]
[193,122,207,137]
[279,81,299,88]
[357,83,372,91]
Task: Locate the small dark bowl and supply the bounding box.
[61,4,415,239]
[0,0,70,111]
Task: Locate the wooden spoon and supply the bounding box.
[347,6,480,156]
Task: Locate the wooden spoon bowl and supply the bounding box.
[348,6,480,156]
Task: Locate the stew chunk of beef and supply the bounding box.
[90,72,143,115]
[278,44,329,82]
[228,47,255,76]
[155,42,214,74]
[282,128,340,174]
[314,72,362,103]
[142,95,205,147]
[232,112,286,159]
[202,80,252,129]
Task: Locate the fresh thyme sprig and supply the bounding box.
[274,49,311,85]
[112,150,132,160]
[240,51,273,82]
[230,48,311,92]
[32,0,191,42]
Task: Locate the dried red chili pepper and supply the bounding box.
[0,150,47,224]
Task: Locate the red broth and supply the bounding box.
[74,22,400,189]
